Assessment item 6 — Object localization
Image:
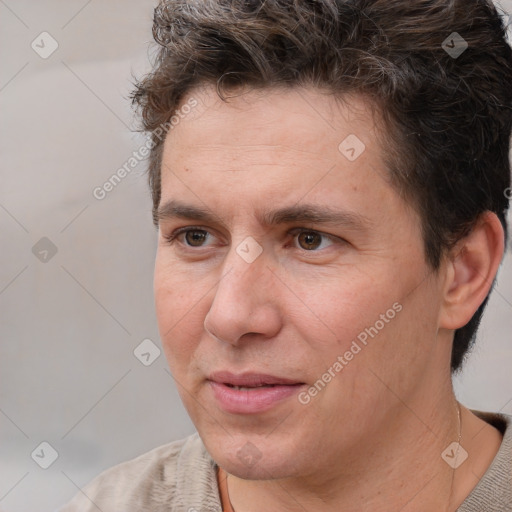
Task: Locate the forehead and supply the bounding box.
[165,85,384,161]
[159,84,405,227]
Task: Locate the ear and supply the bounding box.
[439,211,505,330]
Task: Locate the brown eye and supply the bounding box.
[297,231,323,250]
[185,230,209,246]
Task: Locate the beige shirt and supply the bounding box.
[59,412,512,511]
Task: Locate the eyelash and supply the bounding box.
[163,226,340,252]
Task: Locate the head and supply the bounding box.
[131,0,512,479]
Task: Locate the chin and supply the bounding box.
[220,454,298,481]
[202,429,303,480]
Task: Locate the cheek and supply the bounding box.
[154,251,206,324]
[154,262,206,365]
[287,265,424,390]
[317,273,442,395]
[287,270,385,348]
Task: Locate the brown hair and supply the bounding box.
[131,0,512,371]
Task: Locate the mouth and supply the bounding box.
[223,383,284,390]
[208,370,305,388]
[207,371,306,414]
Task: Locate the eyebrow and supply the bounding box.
[155,200,371,231]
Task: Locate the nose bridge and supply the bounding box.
[214,238,269,314]
[221,233,269,294]
[204,238,280,344]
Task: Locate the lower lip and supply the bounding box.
[208,381,305,414]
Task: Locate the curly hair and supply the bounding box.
[131,0,512,372]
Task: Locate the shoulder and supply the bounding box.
[458,411,512,511]
[58,432,222,512]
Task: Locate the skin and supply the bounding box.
[154,84,504,511]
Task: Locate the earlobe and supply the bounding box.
[439,212,505,330]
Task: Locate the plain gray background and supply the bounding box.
[0,1,511,511]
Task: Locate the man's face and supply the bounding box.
[154,85,448,479]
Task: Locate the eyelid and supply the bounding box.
[164,225,217,244]
[287,227,335,238]
[287,227,341,245]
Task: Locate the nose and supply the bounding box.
[203,243,282,346]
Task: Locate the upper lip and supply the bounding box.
[208,371,304,387]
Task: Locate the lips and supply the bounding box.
[208,371,304,388]
[207,371,306,413]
